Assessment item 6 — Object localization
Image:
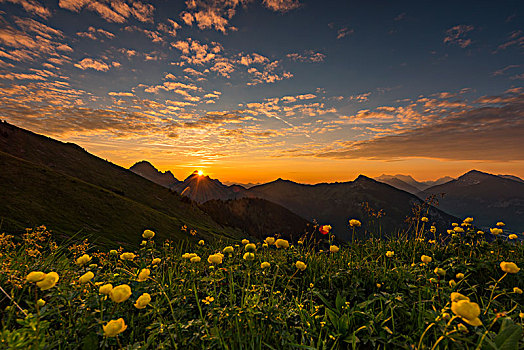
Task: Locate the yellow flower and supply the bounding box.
[26,271,45,283]
[430,226,436,234]
[263,243,269,248]
[490,228,503,235]
[513,287,523,294]
[152,258,161,265]
[453,227,464,233]
[330,245,340,253]
[207,254,223,264]
[190,256,201,263]
[275,239,289,249]
[449,280,457,287]
[243,252,255,261]
[36,272,59,291]
[434,268,446,277]
[202,296,214,305]
[463,217,474,223]
[421,217,429,222]
[198,240,205,246]
[241,239,250,245]
[456,273,465,280]
[137,268,150,282]
[496,221,505,227]
[103,318,127,337]
[421,255,432,264]
[451,300,482,326]
[110,284,132,303]
[109,249,118,255]
[99,284,113,295]
[296,261,307,271]
[349,219,361,227]
[120,252,136,261]
[451,292,470,302]
[245,243,256,252]
[37,299,45,307]
[452,223,458,227]
[477,231,484,235]
[79,271,94,284]
[508,234,517,240]
[76,254,92,266]
[385,251,394,258]
[142,229,155,239]
[264,237,275,245]
[500,261,520,274]
[261,262,270,269]
[182,253,197,259]
[134,293,151,309]
[223,246,234,254]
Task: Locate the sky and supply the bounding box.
[0,0,523,184]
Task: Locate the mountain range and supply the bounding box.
[130,161,179,188]
[374,174,455,194]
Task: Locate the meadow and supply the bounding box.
[0,218,522,349]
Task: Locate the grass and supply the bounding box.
[0,219,523,349]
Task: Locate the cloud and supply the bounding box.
[59,0,154,23]
[337,27,354,39]
[492,64,520,76]
[77,26,115,40]
[157,19,180,37]
[108,91,134,96]
[262,0,300,12]
[0,0,51,18]
[74,58,110,71]
[314,92,524,161]
[496,30,524,51]
[0,72,47,80]
[444,25,474,48]
[287,50,325,63]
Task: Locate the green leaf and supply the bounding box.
[494,320,522,350]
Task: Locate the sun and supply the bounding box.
[197,170,204,176]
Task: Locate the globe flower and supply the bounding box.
[263,243,269,248]
[429,277,438,283]
[243,252,255,261]
[207,254,223,264]
[79,271,94,284]
[223,246,234,254]
[36,272,59,291]
[434,268,446,277]
[421,217,429,223]
[296,261,307,271]
[449,280,457,288]
[349,219,361,227]
[496,221,505,227]
[198,240,205,246]
[241,239,250,245]
[261,262,270,269]
[456,273,465,280]
[500,261,520,274]
[142,229,155,239]
[513,287,523,294]
[99,284,113,295]
[330,245,340,253]
[421,255,432,264]
[190,256,201,263]
[109,250,118,255]
[275,239,289,249]
[110,284,132,303]
[120,252,136,261]
[264,237,275,245]
[385,251,394,258]
[134,293,151,309]
[152,258,161,265]
[103,318,127,337]
[452,223,458,227]
[319,225,331,235]
[37,299,46,307]
[430,226,436,234]
[477,231,484,235]
[508,234,517,240]
[451,300,482,326]
[202,296,214,305]
[451,292,470,302]
[490,228,503,235]
[453,227,464,233]
[76,254,92,266]
[137,268,150,282]
[140,241,147,246]
[463,217,474,224]
[447,229,454,235]
[245,243,256,252]
[26,271,45,283]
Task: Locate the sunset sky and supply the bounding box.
[0,0,523,184]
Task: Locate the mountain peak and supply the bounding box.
[129,161,179,188]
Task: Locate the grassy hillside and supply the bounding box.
[0,151,238,246]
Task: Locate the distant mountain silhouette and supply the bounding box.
[130,161,180,188]
[245,175,458,241]
[0,121,238,245]
[420,170,524,231]
[498,174,524,183]
[375,174,454,193]
[171,171,247,203]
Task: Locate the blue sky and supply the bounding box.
[0,0,523,182]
